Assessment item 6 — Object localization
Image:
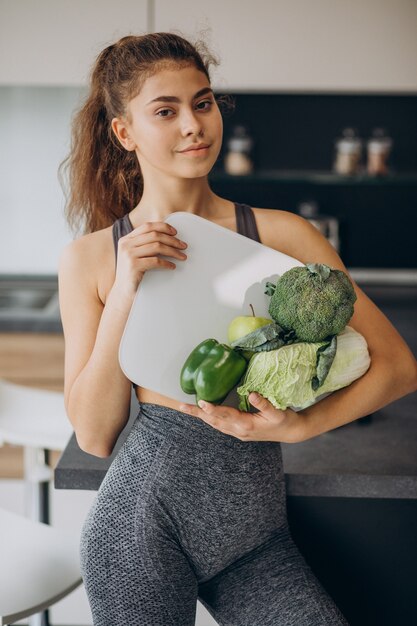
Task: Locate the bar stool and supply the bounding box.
[0,378,73,522]
[0,378,75,625]
[0,506,82,625]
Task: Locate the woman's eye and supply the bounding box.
[156,99,213,118]
[156,108,174,118]
[196,99,213,110]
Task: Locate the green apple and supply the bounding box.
[228,305,274,343]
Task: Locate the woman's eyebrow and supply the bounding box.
[146,87,214,105]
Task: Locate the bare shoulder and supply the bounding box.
[252,207,345,271]
[58,226,115,304]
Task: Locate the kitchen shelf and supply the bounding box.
[209,169,417,186]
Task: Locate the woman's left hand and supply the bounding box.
[179,393,303,443]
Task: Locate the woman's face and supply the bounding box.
[114,64,223,180]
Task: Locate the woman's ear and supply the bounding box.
[111,117,136,151]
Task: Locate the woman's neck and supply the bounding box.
[129,179,227,226]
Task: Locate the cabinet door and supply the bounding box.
[0,0,148,85]
[154,0,417,92]
[0,333,65,391]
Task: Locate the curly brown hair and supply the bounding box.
[58,32,234,235]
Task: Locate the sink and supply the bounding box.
[0,276,61,332]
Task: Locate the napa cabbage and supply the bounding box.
[236,325,371,412]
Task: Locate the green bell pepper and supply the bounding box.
[180,338,248,404]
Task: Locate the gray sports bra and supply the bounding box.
[112,202,261,263]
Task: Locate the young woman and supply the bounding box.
[58,32,417,625]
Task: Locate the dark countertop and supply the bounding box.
[54,391,417,499]
[0,318,63,332]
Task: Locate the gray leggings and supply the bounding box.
[80,402,349,625]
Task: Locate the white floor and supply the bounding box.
[0,479,218,625]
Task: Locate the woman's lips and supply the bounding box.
[178,145,211,156]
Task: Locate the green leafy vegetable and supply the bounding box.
[236,326,370,411]
[311,335,337,391]
[230,322,297,353]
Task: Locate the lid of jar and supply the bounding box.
[228,137,253,152]
[335,127,363,152]
[367,127,392,150]
[367,137,393,152]
[227,125,253,152]
[335,138,363,153]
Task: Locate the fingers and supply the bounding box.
[132,239,188,261]
[179,401,250,441]
[248,391,276,413]
[127,222,185,249]
[128,229,187,251]
[128,221,176,237]
[118,222,188,272]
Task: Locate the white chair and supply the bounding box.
[0,378,76,625]
[0,378,73,522]
[0,506,82,626]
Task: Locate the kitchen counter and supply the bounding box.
[54,387,417,499]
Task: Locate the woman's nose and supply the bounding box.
[180,109,203,136]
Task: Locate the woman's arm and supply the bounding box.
[59,219,185,456]
[58,235,134,457]
[272,211,417,441]
[180,210,417,444]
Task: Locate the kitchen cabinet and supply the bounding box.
[0,0,148,85]
[0,333,64,391]
[1,1,416,90]
[155,0,417,92]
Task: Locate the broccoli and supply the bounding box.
[266,263,357,342]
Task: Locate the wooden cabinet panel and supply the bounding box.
[0,333,64,391]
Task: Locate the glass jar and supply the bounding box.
[333,127,363,175]
[224,125,254,175]
[366,128,393,176]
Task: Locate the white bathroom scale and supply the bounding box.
[119,212,303,407]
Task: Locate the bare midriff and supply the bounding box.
[135,386,187,411]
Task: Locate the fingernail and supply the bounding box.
[250,393,259,403]
[198,400,206,408]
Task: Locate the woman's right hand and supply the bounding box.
[113,221,188,301]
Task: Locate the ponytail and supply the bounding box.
[59,32,233,235]
[59,76,142,234]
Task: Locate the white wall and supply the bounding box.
[0,86,81,274]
